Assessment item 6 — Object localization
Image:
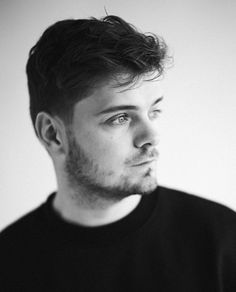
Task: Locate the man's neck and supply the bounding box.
[53,189,142,227]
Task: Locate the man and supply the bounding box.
[0,15,235,291]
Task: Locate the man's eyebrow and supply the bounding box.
[96,96,163,116]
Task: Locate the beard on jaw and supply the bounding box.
[64,130,158,204]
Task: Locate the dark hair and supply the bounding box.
[26,15,168,130]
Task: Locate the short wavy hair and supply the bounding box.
[26,15,168,129]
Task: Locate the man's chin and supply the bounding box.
[124,176,158,196]
[135,181,158,196]
[94,176,158,201]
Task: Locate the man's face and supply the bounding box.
[64,75,163,201]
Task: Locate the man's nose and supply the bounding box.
[133,120,160,149]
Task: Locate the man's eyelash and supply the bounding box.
[108,113,130,125]
[106,108,162,126]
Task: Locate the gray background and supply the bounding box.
[1,0,236,230]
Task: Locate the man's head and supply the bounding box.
[26,15,168,201]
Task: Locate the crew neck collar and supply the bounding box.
[43,187,160,247]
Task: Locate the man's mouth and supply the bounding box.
[126,149,159,167]
[131,159,157,167]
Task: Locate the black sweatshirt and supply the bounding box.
[0,186,236,291]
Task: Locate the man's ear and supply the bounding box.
[35,112,66,155]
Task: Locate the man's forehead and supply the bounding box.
[74,77,164,114]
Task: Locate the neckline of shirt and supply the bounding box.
[42,187,161,247]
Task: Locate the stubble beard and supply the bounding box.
[64,132,158,204]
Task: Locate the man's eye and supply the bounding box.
[108,114,130,126]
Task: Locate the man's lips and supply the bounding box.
[131,159,157,167]
[126,149,159,167]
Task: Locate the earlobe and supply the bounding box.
[35,112,63,152]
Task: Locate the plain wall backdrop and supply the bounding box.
[0,0,236,231]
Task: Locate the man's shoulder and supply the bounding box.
[0,200,47,248]
[159,185,234,208]
[0,198,53,288]
[157,186,236,235]
[158,185,236,217]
